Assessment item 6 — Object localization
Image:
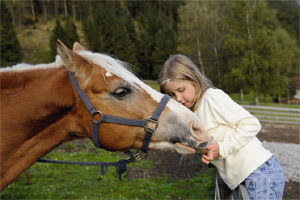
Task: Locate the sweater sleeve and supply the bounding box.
[204,89,262,159]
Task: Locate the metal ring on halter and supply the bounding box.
[144,116,158,132]
[92,111,102,123]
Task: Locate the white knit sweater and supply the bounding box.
[195,88,272,190]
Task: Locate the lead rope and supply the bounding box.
[38,158,128,180]
[38,150,141,180]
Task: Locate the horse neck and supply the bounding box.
[1,66,76,156]
[0,66,88,190]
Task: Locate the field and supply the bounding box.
[0,139,215,199]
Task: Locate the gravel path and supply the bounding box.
[262,141,300,182]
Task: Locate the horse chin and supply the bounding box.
[149,142,196,155]
[174,143,196,155]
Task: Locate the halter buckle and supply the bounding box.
[144,117,158,132]
[125,153,142,163]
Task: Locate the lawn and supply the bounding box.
[1,140,215,199]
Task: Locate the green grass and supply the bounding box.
[1,140,215,200]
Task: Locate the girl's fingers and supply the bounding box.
[202,154,213,165]
[201,157,209,165]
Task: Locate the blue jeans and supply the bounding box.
[245,156,285,200]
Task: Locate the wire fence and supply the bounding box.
[242,105,300,125]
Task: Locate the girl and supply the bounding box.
[158,54,285,200]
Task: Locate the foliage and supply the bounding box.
[132,1,180,79]
[0,140,215,199]
[0,1,22,67]
[266,0,300,46]
[177,0,299,103]
[81,1,139,73]
[64,18,80,49]
[49,19,67,60]
[3,0,300,101]
[49,18,80,61]
[220,0,298,103]
[178,0,227,84]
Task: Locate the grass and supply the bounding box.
[1,140,215,200]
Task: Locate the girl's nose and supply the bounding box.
[176,94,183,103]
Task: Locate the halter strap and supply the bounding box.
[67,71,170,152]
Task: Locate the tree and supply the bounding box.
[49,19,67,60]
[133,1,179,79]
[81,1,139,72]
[221,0,298,103]
[177,1,227,87]
[152,15,177,78]
[0,1,22,67]
[64,18,80,49]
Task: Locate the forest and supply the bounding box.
[1,0,299,103]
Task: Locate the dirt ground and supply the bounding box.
[127,122,300,200]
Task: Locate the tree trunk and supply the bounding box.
[43,1,48,24]
[64,0,68,18]
[194,2,205,75]
[254,92,259,105]
[72,1,76,20]
[54,0,58,15]
[30,0,35,21]
[287,88,290,104]
[240,88,244,102]
[214,46,221,88]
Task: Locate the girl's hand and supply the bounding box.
[201,143,220,165]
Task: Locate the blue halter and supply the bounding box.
[67,70,170,153]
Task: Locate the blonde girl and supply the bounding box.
[159,54,285,200]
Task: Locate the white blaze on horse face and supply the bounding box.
[105,72,113,77]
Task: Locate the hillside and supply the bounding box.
[16,18,86,64]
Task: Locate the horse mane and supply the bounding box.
[1,51,141,88]
[76,51,145,90]
[1,50,159,99]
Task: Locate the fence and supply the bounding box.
[242,105,300,125]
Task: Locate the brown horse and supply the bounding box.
[0,41,208,191]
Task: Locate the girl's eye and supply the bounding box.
[178,87,185,93]
[113,87,131,99]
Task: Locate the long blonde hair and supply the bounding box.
[158,54,212,111]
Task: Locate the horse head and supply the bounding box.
[57,40,208,154]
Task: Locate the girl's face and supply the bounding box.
[164,80,196,109]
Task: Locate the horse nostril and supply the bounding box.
[197,142,208,150]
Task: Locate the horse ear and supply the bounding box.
[57,39,76,72]
[73,42,86,51]
[57,40,92,80]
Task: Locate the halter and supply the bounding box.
[67,71,170,153]
[38,71,170,180]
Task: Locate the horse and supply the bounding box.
[0,40,208,191]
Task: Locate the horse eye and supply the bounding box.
[113,87,131,98]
